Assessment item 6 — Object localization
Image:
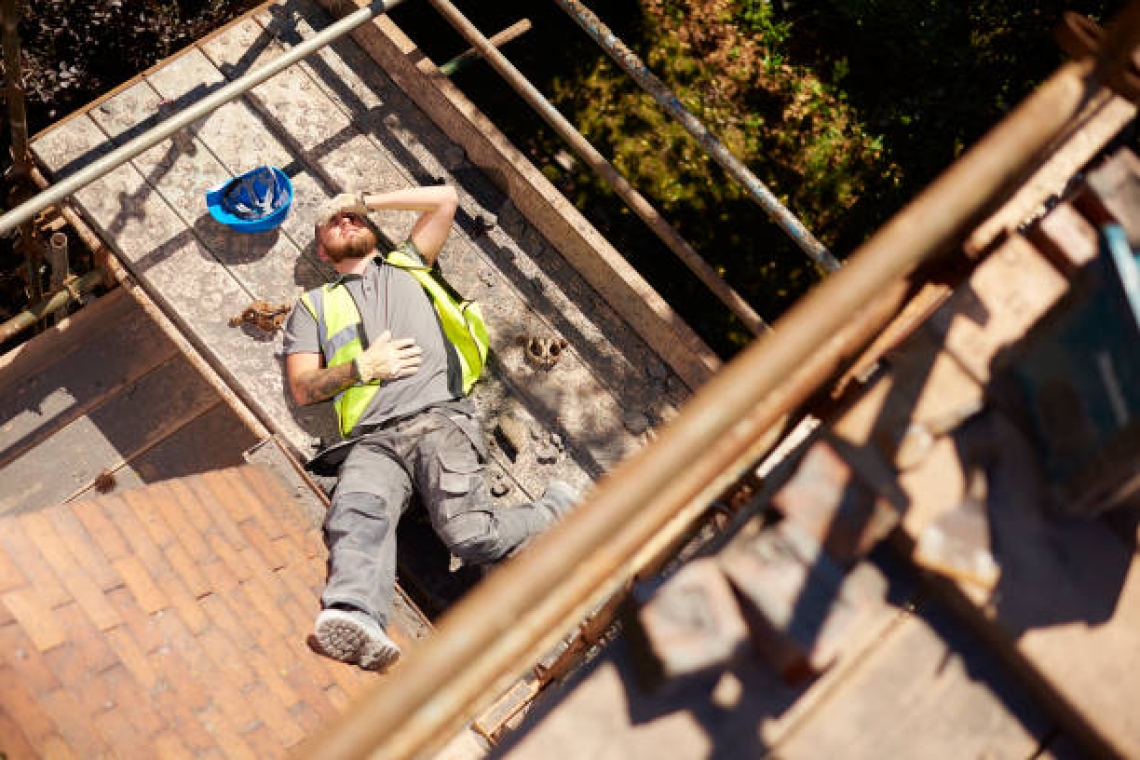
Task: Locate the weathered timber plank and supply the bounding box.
[117,274,272,443]
[0,357,222,515]
[833,341,1140,759]
[67,404,257,506]
[318,0,719,389]
[125,403,259,483]
[31,114,332,457]
[926,234,1069,385]
[921,411,1140,758]
[768,438,900,567]
[830,326,985,536]
[0,286,136,393]
[774,601,1054,760]
[964,88,1135,256]
[0,290,179,471]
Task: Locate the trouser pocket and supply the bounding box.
[428,410,487,518]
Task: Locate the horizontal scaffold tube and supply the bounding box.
[0,269,104,344]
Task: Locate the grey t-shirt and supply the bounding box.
[283,245,461,434]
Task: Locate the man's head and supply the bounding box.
[314,193,378,263]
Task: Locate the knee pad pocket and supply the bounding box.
[437,510,503,561]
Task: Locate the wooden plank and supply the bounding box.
[808,269,1140,758]
[834,359,1140,758]
[495,555,906,760]
[774,601,1054,760]
[718,522,891,683]
[31,114,332,457]
[0,285,135,392]
[831,326,984,468]
[317,0,719,389]
[0,289,179,470]
[768,438,899,567]
[0,357,221,515]
[964,88,1135,257]
[123,403,258,483]
[926,234,1068,385]
[913,411,1140,759]
[117,276,271,444]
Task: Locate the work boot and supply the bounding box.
[532,480,580,523]
[314,607,401,671]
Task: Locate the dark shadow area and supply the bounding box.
[394,495,483,618]
[776,1,1117,250]
[0,290,257,515]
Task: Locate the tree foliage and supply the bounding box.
[534,0,1116,352]
[14,0,258,126]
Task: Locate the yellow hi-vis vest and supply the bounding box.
[299,247,490,437]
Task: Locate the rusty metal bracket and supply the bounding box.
[228,300,290,332]
[62,273,87,307]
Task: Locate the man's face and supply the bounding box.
[317,212,377,262]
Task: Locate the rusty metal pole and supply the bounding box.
[297,5,1140,758]
[0,268,102,344]
[426,0,771,335]
[1,0,41,303]
[550,0,842,273]
[439,18,532,77]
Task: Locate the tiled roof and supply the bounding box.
[0,464,388,759]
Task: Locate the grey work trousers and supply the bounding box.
[322,400,550,628]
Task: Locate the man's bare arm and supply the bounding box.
[361,185,458,266]
[285,333,423,406]
[286,352,357,406]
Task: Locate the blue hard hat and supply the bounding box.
[206,166,293,233]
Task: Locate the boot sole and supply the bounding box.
[315,610,401,671]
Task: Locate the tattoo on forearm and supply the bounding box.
[296,363,358,405]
